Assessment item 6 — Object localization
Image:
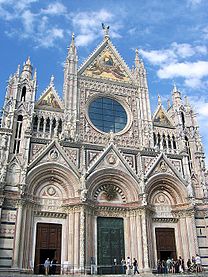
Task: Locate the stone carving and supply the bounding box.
[49,149,59,160]
[106,153,117,165]
[47,186,56,196]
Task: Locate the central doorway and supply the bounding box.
[34,223,62,274]
[97,217,125,275]
[155,228,176,261]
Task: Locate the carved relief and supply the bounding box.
[65,148,78,166]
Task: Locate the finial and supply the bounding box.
[102,23,110,40]
[50,75,54,86]
[158,94,162,105]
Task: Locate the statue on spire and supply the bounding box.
[102,23,110,39]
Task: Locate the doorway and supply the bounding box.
[97,217,125,275]
[34,223,62,274]
[155,228,176,261]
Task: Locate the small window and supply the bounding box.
[21,86,26,102]
[13,115,23,154]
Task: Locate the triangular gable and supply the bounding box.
[8,155,23,168]
[79,39,134,84]
[153,105,174,128]
[86,143,140,182]
[28,140,80,178]
[16,102,30,116]
[145,152,185,184]
[36,86,63,110]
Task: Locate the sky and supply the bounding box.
[0,0,208,163]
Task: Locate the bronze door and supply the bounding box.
[97,217,125,275]
[34,223,62,274]
[155,228,176,261]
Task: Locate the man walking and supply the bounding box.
[133,258,139,274]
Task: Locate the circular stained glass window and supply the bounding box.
[88,97,127,133]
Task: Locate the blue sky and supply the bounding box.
[0,0,208,162]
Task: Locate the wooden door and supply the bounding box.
[155,228,176,261]
[97,217,125,274]
[34,223,62,274]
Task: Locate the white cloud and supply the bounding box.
[41,2,67,16]
[140,49,176,65]
[21,10,35,34]
[187,0,202,6]
[158,61,208,79]
[72,9,122,47]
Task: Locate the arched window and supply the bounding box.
[13,115,23,154]
[58,119,62,134]
[39,117,44,132]
[168,135,172,149]
[181,112,185,129]
[52,118,56,134]
[45,118,50,132]
[153,132,157,146]
[172,135,176,149]
[33,115,38,131]
[21,86,26,102]
[157,133,161,148]
[185,136,192,172]
[162,134,167,149]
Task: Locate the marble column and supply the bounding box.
[80,206,85,272]
[141,210,150,271]
[12,203,23,268]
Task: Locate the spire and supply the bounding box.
[173,81,178,93]
[172,82,182,106]
[67,33,77,57]
[16,64,20,77]
[33,68,37,81]
[102,23,110,40]
[135,48,140,69]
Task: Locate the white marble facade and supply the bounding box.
[0,31,208,273]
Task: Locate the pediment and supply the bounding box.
[28,140,80,177]
[86,143,140,182]
[79,39,134,84]
[153,105,174,128]
[146,152,185,184]
[36,86,63,110]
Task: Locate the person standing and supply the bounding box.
[126,257,131,275]
[44,258,50,275]
[195,254,202,272]
[121,258,126,274]
[133,258,139,274]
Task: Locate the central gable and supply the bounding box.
[79,40,133,83]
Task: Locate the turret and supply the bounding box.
[172,83,182,107]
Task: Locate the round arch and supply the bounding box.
[86,168,141,203]
[145,173,188,205]
[26,162,80,199]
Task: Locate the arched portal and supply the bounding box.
[145,174,196,269]
[21,163,80,274]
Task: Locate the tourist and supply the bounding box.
[166,257,172,273]
[195,254,202,272]
[126,257,131,275]
[121,258,126,274]
[44,258,50,275]
[50,258,57,275]
[133,258,139,274]
[187,258,191,272]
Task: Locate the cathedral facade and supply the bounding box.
[0,30,208,274]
